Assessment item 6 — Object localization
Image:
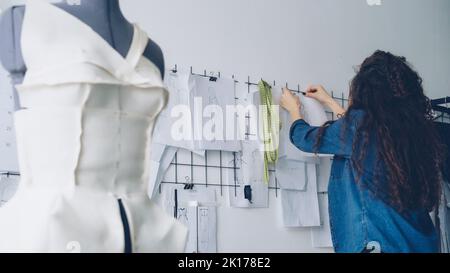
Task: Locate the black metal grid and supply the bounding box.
[433,97,450,124]
[159,66,349,197]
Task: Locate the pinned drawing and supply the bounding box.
[163,185,217,253]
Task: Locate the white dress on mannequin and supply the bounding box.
[0,0,187,253]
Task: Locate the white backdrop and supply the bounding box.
[122,0,450,100]
[119,0,450,253]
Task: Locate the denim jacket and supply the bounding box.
[289,110,438,253]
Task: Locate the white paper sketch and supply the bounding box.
[311,193,333,248]
[198,206,217,253]
[275,158,307,191]
[234,83,262,142]
[272,85,332,161]
[280,163,321,227]
[163,186,217,253]
[192,75,241,152]
[154,71,241,154]
[299,93,329,127]
[147,143,178,198]
[175,205,199,252]
[0,67,19,173]
[0,175,19,207]
[317,157,332,193]
[227,139,269,208]
[278,110,320,163]
[153,71,204,155]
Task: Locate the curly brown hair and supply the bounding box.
[317,50,445,213]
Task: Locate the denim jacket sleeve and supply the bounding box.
[289,110,363,157]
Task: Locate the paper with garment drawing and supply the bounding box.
[153,71,204,154]
[191,75,241,152]
[281,163,321,227]
[288,92,332,158]
[300,93,329,127]
[154,71,240,154]
[0,67,19,173]
[0,175,19,207]
[275,158,307,191]
[228,140,269,208]
[226,84,269,208]
[278,109,320,164]
[163,185,217,253]
[147,142,178,198]
[311,193,333,248]
[234,82,265,142]
[317,157,332,193]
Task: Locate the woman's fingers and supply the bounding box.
[282,87,292,96]
[304,84,333,105]
[305,85,320,97]
[280,87,301,112]
[306,84,316,92]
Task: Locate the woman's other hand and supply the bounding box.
[306,84,346,118]
[281,88,303,121]
[305,85,333,105]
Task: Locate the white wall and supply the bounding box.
[122,0,450,99]
[120,0,450,253]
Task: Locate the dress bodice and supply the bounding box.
[15,0,168,196]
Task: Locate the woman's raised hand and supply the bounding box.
[305,85,333,106]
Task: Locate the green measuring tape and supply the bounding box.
[258,80,280,184]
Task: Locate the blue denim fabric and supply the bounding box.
[289,110,438,253]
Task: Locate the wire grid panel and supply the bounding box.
[435,111,450,124]
[432,97,450,124]
[159,69,349,196]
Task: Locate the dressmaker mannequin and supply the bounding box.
[0,0,165,108]
[0,0,186,253]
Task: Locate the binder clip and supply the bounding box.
[244,185,252,204]
[208,71,219,82]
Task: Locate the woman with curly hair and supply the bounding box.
[280,50,444,253]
